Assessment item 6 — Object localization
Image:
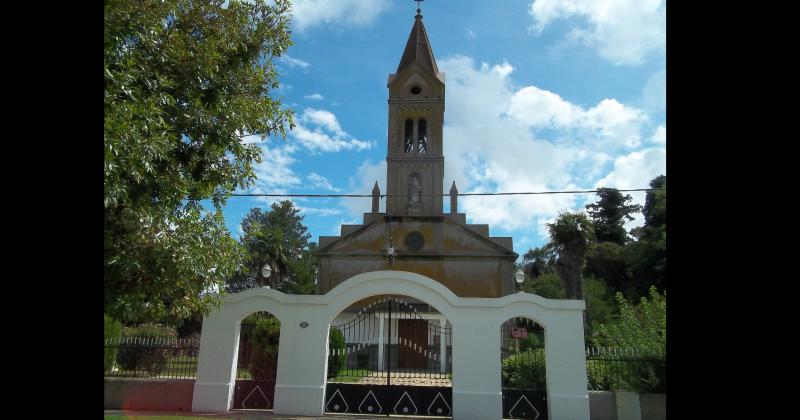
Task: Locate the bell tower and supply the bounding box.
[385,9,445,216]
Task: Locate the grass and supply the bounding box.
[328,368,373,382]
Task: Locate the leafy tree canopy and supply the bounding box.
[227,201,317,294]
[591,286,666,352]
[626,176,666,297]
[104,0,295,323]
[586,188,642,245]
[547,212,595,299]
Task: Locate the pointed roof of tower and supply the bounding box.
[396,11,439,76]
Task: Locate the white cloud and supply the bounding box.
[641,69,666,112]
[307,172,341,192]
[595,148,666,190]
[304,93,325,101]
[507,85,580,128]
[651,125,666,144]
[594,147,666,230]
[291,0,390,31]
[529,0,666,66]
[279,54,310,69]
[253,145,301,190]
[291,108,372,153]
[465,29,477,39]
[508,87,647,148]
[341,159,386,220]
[438,55,656,235]
[249,145,301,203]
[299,206,342,217]
[582,99,648,148]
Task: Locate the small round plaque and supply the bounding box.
[405,231,425,251]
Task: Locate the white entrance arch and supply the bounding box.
[192,270,589,420]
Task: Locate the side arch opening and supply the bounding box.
[231,311,281,410]
[500,316,548,419]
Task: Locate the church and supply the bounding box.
[314,9,519,300]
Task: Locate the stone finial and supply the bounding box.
[450,181,458,214]
[372,181,381,213]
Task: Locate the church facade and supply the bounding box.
[314,12,518,299]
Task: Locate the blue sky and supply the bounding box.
[226,0,667,256]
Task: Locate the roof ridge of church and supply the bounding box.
[396,12,439,75]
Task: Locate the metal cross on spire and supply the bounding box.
[415,0,424,15]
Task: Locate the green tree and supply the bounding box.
[584,241,629,293]
[592,286,666,351]
[228,201,317,294]
[522,244,556,280]
[520,271,565,299]
[590,286,666,392]
[586,188,642,245]
[547,212,595,299]
[583,276,616,333]
[104,0,294,322]
[626,176,666,297]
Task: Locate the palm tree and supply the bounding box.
[246,226,288,289]
[546,212,594,299]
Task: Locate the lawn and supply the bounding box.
[328,368,373,382]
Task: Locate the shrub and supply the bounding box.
[327,328,346,378]
[501,349,546,390]
[589,286,666,392]
[586,356,665,392]
[249,319,280,380]
[116,323,177,377]
[104,314,123,372]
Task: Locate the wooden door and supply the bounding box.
[398,319,427,369]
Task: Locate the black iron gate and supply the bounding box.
[500,317,548,419]
[325,296,452,416]
[232,313,280,410]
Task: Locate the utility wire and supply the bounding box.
[229,188,663,198]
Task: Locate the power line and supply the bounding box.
[229,188,663,198]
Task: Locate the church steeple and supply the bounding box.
[396,11,439,76]
[385,9,446,216]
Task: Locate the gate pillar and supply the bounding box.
[544,310,590,420]
[192,310,241,412]
[273,305,329,416]
[450,314,502,420]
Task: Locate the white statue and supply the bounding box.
[409,175,421,205]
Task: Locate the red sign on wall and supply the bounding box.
[512,327,528,339]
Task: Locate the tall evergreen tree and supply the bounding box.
[585,188,642,245]
[626,176,666,297]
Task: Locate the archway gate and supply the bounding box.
[191,270,590,420]
[325,296,452,416]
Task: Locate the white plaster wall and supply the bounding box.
[192,270,589,420]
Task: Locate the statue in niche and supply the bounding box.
[409,175,422,206]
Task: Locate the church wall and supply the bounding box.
[318,257,515,298]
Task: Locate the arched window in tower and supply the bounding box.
[409,174,422,206]
[404,119,414,153]
[417,118,428,153]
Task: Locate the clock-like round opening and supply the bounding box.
[410,86,422,95]
[404,231,425,251]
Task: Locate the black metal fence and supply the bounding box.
[586,347,665,393]
[104,337,200,379]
